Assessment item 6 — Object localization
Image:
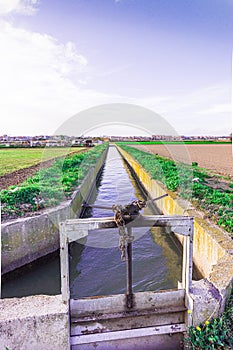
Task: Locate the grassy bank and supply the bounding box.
[1,144,107,221]
[118,144,233,235]
[117,144,233,348]
[185,290,233,349]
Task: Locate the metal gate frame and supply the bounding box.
[59,214,194,347]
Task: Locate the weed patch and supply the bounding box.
[185,291,233,349]
[1,144,107,221]
[118,145,233,235]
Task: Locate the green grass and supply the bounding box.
[185,290,233,349]
[118,144,233,235]
[1,144,107,221]
[0,147,85,176]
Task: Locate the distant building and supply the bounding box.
[84,139,94,147]
[72,139,84,147]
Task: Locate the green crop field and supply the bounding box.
[0,148,85,176]
[1,144,107,221]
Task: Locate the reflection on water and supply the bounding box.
[70,146,182,298]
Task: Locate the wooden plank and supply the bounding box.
[70,323,186,345]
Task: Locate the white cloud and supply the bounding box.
[0,21,88,88]
[198,103,231,115]
[137,84,231,113]
[0,0,39,16]
[0,2,231,137]
[0,20,119,135]
[136,83,231,135]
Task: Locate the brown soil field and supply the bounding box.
[0,158,58,190]
[132,144,233,179]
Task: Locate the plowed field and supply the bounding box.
[131,144,233,179]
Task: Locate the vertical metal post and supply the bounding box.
[183,219,194,293]
[182,236,187,290]
[188,218,194,292]
[184,218,194,327]
[185,236,190,292]
[60,222,70,304]
[126,227,134,309]
[0,204,1,299]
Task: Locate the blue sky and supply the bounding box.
[0,0,232,136]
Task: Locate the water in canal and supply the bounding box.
[2,146,182,298]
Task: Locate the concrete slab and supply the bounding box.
[0,295,70,350]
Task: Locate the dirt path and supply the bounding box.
[131,144,233,179]
[0,149,86,190]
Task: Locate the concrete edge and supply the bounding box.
[0,294,70,350]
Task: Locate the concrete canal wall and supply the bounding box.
[1,146,108,275]
[0,147,107,349]
[117,146,233,312]
[0,295,69,350]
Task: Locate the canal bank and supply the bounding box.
[2,145,182,298]
[117,145,233,315]
[1,146,108,275]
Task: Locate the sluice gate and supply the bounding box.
[60,214,194,349]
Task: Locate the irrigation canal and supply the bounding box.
[2,146,182,299]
